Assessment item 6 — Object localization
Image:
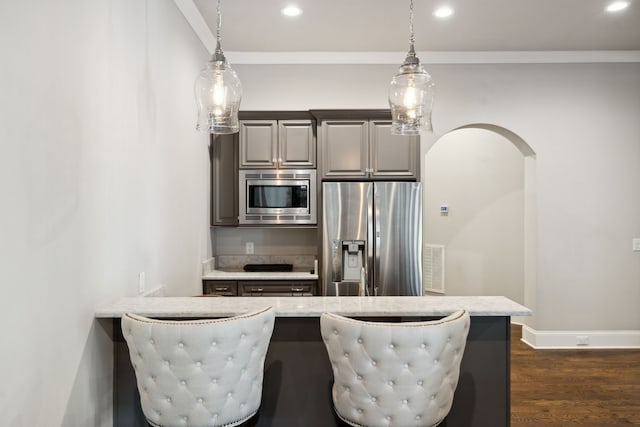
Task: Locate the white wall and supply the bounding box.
[0,0,209,425]
[424,128,525,303]
[235,62,640,332]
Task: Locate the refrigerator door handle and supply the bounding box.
[367,184,375,296]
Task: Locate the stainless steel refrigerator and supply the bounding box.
[322,181,422,296]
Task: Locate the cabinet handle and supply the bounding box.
[291,287,304,292]
[215,287,229,291]
[251,288,264,292]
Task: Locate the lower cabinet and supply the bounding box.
[203,280,318,296]
[203,280,238,296]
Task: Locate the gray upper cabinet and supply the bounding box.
[211,133,239,226]
[239,120,278,168]
[278,120,316,168]
[369,120,419,179]
[240,119,315,169]
[319,119,419,180]
[320,120,369,178]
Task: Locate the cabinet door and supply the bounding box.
[238,281,318,296]
[369,120,419,179]
[203,280,238,296]
[239,120,278,169]
[320,120,369,179]
[211,134,239,226]
[278,120,316,168]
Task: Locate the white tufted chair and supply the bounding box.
[121,306,275,427]
[320,310,470,427]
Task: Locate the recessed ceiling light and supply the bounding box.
[433,6,454,19]
[606,1,630,12]
[281,5,302,17]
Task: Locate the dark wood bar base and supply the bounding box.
[113,316,510,427]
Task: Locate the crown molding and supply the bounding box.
[225,51,640,64]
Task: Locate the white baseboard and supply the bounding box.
[520,325,640,349]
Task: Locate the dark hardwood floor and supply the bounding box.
[510,324,640,426]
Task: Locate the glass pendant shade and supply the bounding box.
[389,54,435,135]
[389,0,435,135]
[194,0,241,134]
[195,55,242,134]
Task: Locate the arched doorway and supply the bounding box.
[423,124,537,327]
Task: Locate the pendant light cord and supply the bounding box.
[216,0,222,47]
[409,0,415,49]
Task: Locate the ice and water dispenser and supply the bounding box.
[327,239,367,296]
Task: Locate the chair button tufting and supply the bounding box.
[417,380,424,386]
[211,378,218,384]
[434,359,439,364]
[150,339,155,345]
[403,363,409,368]
[420,343,426,348]
[357,338,363,344]
[385,415,391,421]
[371,397,377,402]
[416,415,422,420]
[178,342,184,348]
[180,380,186,385]
[211,341,217,346]
[389,343,395,349]
[166,397,172,403]
[402,399,408,404]
[196,361,201,367]
[333,329,338,335]
[197,398,203,403]
[388,380,394,386]
[357,375,363,380]
[228,392,233,397]
[357,409,363,414]
[371,361,377,366]
[344,352,349,358]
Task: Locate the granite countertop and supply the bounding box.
[202,269,318,281]
[95,295,531,318]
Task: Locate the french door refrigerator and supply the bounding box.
[322,181,422,296]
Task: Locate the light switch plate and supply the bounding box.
[633,238,640,252]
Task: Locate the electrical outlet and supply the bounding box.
[576,335,589,346]
[245,242,254,254]
[138,272,146,294]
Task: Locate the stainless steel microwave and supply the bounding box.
[239,169,317,225]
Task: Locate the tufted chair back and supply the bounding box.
[121,307,275,427]
[320,310,470,427]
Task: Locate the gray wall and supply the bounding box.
[235,62,640,332]
[424,128,525,304]
[0,0,209,424]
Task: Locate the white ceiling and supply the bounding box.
[191,0,640,52]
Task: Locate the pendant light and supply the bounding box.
[195,0,242,134]
[389,0,435,135]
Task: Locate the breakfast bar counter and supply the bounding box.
[97,296,530,427]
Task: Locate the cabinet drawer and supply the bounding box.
[203,281,238,296]
[238,281,317,297]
